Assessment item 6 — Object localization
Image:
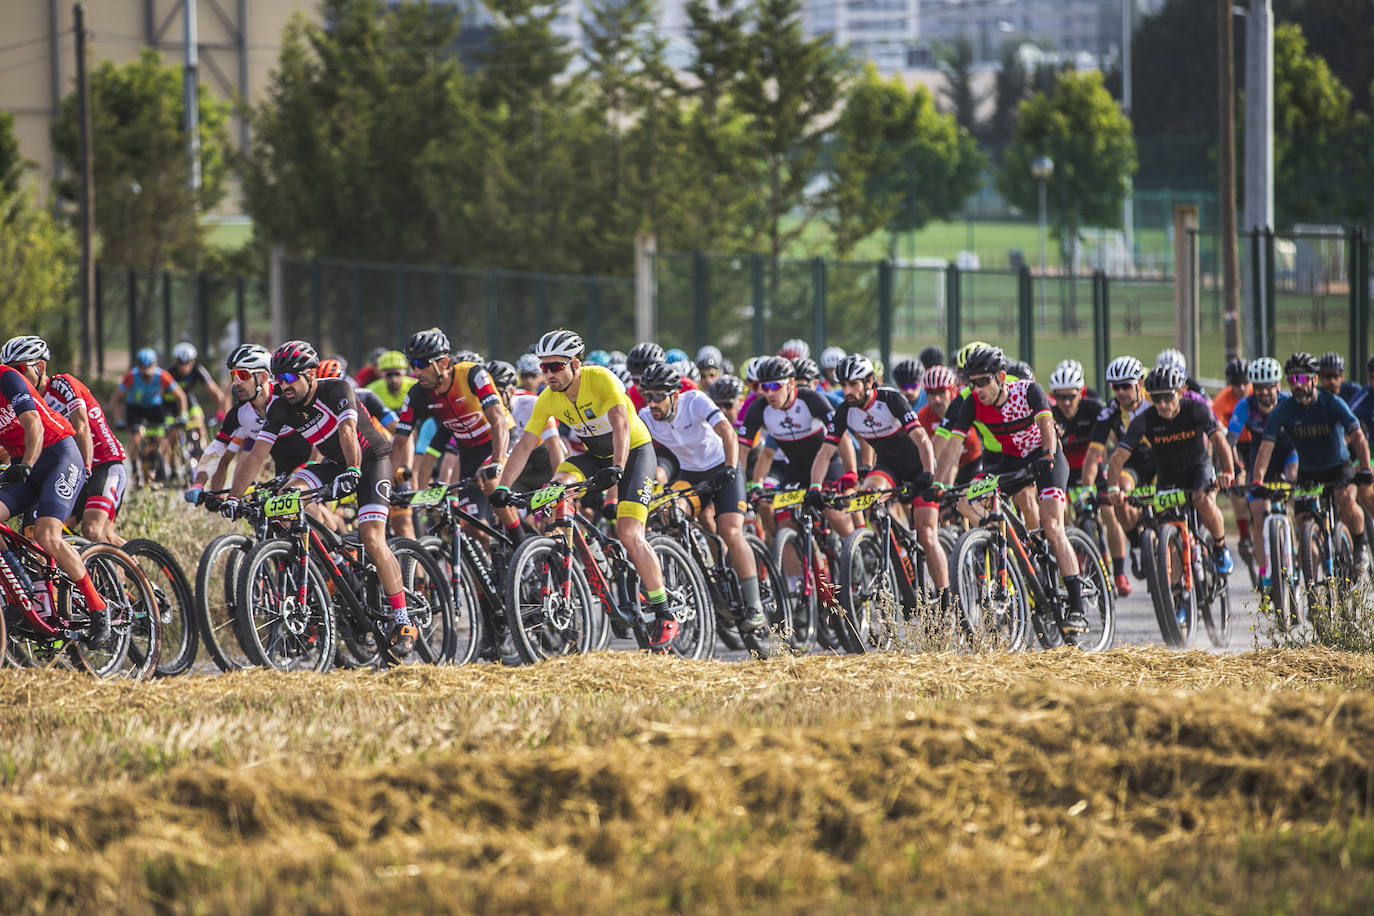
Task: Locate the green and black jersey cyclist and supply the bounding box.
[932,345,1089,633]
[1105,364,1237,574]
[1250,352,1374,568]
[1081,355,1154,581]
[167,342,227,445]
[492,329,681,648]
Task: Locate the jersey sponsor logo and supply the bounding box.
[0,404,14,429]
[584,407,596,420]
[54,463,81,500]
[338,398,349,412]
[1147,428,1199,446]
[377,479,392,502]
[634,474,656,504]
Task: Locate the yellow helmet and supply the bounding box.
[954,340,993,369]
[377,350,407,372]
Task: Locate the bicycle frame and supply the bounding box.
[0,523,63,636]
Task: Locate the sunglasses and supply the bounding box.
[1289,374,1314,387]
[901,384,921,393]
[1111,382,1136,391]
[644,391,672,403]
[968,375,996,389]
[1148,391,1177,403]
[230,368,257,382]
[540,361,569,374]
[410,357,433,370]
[276,371,302,385]
[1052,391,1079,401]
[760,381,787,392]
[1320,373,1341,380]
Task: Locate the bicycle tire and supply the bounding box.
[71,543,159,680]
[418,534,483,666]
[234,539,336,672]
[390,537,457,665]
[742,533,787,658]
[1262,515,1296,630]
[194,532,253,671]
[122,538,197,677]
[1154,524,1195,647]
[502,535,596,663]
[836,527,900,653]
[649,535,716,659]
[1065,527,1115,652]
[1137,526,1170,642]
[1194,535,1230,649]
[1300,518,1341,640]
[950,527,1029,650]
[770,526,817,651]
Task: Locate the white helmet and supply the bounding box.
[779,338,810,360]
[1105,356,1144,384]
[819,346,846,371]
[1156,347,1187,373]
[695,345,722,365]
[516,353,541,374]
[172,341,198,363]
[225,343,271,372]
[1248,356,1282,386]
[0,335,51,365]
[1048,361,1085,392]
[534,329,584,360]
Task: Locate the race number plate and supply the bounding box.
[263,491,301,519]
[844,492,880,512]
[409,485,447,507]
[647,488,677,513]
[1132,484,1157,499]
[771,489,805,509]
[1153,488,1187,510]
[967,475,1000,500]
[529,484,566,511]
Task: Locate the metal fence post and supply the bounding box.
[1362,230,1372,374]
[162,271,173,359]
[812,256,826,353]
[1264,228,1276,357]
[587,278,601,347]
[944,263,961,361]
[235,276,246,349]
[197,273,210,358]
[878,259,893,371]
[486,269,501,358]
[127,268,137,365]
[1348,227,1360,370]
[751,254,765,355]
[535,273,548,333]
[1093,270,1111,387]
[94,265,104,376]
[1018,265,1034,369]
[351,265,363,370]
[395,267,409,344]
[310,257,322,345]
[692,252,706,352]
[440,269,453,335]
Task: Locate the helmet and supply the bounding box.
[819,346,846,371]
[608,350,628,365]
[961,346,1007,377]
[376,350,407,372]
[516,353,541,375]
[316,358,344,379]
[671,358,700,383]
[753,356,795,383]
[1048,362,1084,391]
[405,328,451,365]
[1248,357,1282,386]
[778,338,810,360]
[610,364,633,386]
[534,329,585,360]
[923,366,958,391]
[891,359,923,388]
[368,346,388,365]
[918,345,946,369]
[696,353,722,373]
[1156,347,1187,373]
[1319,351,1346,374]
[226,344,271,372]
[1,335,50,365]
[136,348,158,368]
[1007,360,1035,381]
[271,340,320,376]
[639,361,681,391]
[835,354,875,383]
[742,357,760,383]
[1105,355,1144,384]
[486,359,518,389]
[792,357,820,382]
[585,349,610,367]
[1224,357,1249,383]
[328,354,349,375]
[696,345,723,365]
[172,342,197,363]
[626,342,665,374]
[708,375,747,403]
[1285,352,1319,376]
[954,341,992,370]
[452,349,483,364]
[664,348,689,365]
[1144,365,1186,394]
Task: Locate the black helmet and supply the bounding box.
[792,357,821,382]
[270,340,319,376]
[405,327,451,364]
[696,354,722,373]
[1225,357,1249,383]
[835,354,875,383]
[1144,365,1186,393]
[1318,351,1346,374]
[917,345,945,369]
[453,349,483,364]
[1006,360,1034,381]
[486,359,517,389]
[638,361,681,392]
[891,358,923,388]
[753,356,795,383]
[961,346,1007,377]
[708,375,747,403]
[626,342,665,374]
[1285,352,1319,376]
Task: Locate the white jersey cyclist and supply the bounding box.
[638,388,727,471]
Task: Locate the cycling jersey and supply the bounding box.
[167,362,217,408]
[509,389,557,447]
[1089,397,1154,467]
[1052,395,1105,472]
[1227,393,1295,468]
[355,386,397,431]
[45,373,126,465]
[739,386,833,466]
[628,376,697,411]
[1211,386,1251,443]
[1263,390,1359,473]
[637,389,727,472]
[916,405,980,467]
[1119,399,1216,479]
[396,362,508,448]
[825,386,924,474]
[0,365,74,454]
[118,368,181,409]
[215,397,309,472]
[258,378,392,464]
[366,374,417,413]
[938,380,1052,458]
[524,365,650,458]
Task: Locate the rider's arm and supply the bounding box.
[483,402,509,473]
[337,417,362,470]
[199,367,226,411]
[391,430,414,479]
[1348,427,1372,471]
[809,441,838,486]
[607,403,630,469]
[836,431,857,477]
[1208,428,1235,477]
[908,424,936,473]
[1035,412,1059,456]
[496,431,541,489]
[206,445,234,490]
[1249,439,1275,483]
[167,376,188,416]
[1226,397,1249,446]
[712,417,739,468]
[16,412,43,468]
[229,436,272,498]
[1105,443,1131,491]
[67,403,93,469]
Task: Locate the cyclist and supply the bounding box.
[892,359,927,409]
[1227,356,1298,586]
[1,336,127,546]
[814,354,949,606]
[933,345,1089,633]
[167,342,227,443]
[637,362,767,633]
[1211,357,1253,558]
[1155,348,1208,400]
[111,348,188,483]
[223,340,417,653]
[1106,364,1236,575]
[366,350,415,414]
[916,366,981,480]
[1049,360,1130,595]
[493,329,682,648]
[488,358,565,497]
[353,346,389,389]
[819,346,847,389]
[1083,355,1154,582]
[1250,352,1373,567]
[625,342,696,410]
[918,345,945,371]
[0,355,110,642]
[391,328,517,539]
[319,358,398,435]
[696,351,724,387]
[516,353,543,393]
[709,375,748,430]
[1317,352,1362,403]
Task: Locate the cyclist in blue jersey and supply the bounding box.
[1226,357,1298,586]
[111,348,188,481]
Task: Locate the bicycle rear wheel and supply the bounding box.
[1300,519,1341,641]
[502,536,596,663]
[770,526,816,651]
[951,527,1029,651]
[1154,524,1196,647]
[419,535,484,666]
[743,533,787,657]
[390,537,457,665]
[123,538,197,677]
[71,543,158,680]
[194,532,253,671]
[1194,536,1231,649]
[234,539,336,672]
[649,535,715,659]
[1065,527,1115,652]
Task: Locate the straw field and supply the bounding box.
[2,648,1373,913]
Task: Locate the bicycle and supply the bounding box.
[1256,480,1359,639]
[951,469,1114,652]
[1124,484,1231,649]
[122,537,197,677]
[762,485,853,654]
[504,479,714,662]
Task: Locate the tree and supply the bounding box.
[1275,0,1374,115]
[0,187,78,357]
[0,110,29,200]
[936,37,981,135]
[986,41,1033,145]
[1271,22,1356,223]
[52,48,230,273]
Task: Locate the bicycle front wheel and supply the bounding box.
[71,543,158,680]
[770,526,816,651]
[234,539,336,672]
[836,527,900,652]
[1154,524,1196,647]
[1300,518,1342,641]
[503,536,596,663]
[123,538,197,677]
[1065,527,1115,652]
[743,533,787,657]
[649,535,716,659]
[951,527,1029,651]
[1265,515,1298,631]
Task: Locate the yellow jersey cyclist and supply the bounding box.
[492,329,682,648]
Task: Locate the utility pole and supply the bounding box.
[1242,0,1274,360]
[1121,0,1134,262]
[183,0,201,191]
[1218,0,1241,361]
[74,4,95,376]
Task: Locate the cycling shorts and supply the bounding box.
[452,441,498,518]
[0,438,85,522]
[676,464,746,517]
[295,458,393,525]
[984,447,1069,503]
[864,456,935,509]
[1156,462,1216,493]
[1300,463,1355,488]
[77,459,128,520]
[780,451,841,488]
[558,443,658,524]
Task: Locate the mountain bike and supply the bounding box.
[1256,480,1359,639]
[1125,484,1230,648]
[504,479,714,662]
[122,537,196,677]
[951,469,1114,652]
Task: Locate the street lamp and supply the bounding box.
[1031,156,1054,327]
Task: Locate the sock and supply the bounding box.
[77,574,106,613]
[387,591,410,626]
[1126,528,1141,550]
[1354,532,1366,555]
[740,576,763,615]
[1237,518,1249,539]
[503,520,525,545]
[1111,557,1124,577]
[1215,538,1227,551]
[1064,575,1083,607]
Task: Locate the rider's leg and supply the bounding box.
[913,503,948,589]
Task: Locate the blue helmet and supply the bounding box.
[136,348,158,368]
[585,349,611,367]
[664,347,689,365]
